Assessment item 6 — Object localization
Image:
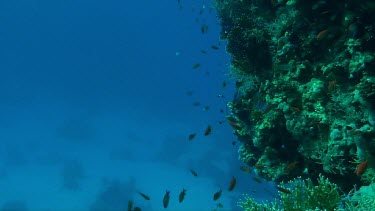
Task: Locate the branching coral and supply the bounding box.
[239,175,341,211]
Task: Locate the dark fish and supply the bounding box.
[232,141,236,146]
[190,169,198,177]
[192,63,200,69]
[185,90,194,96]
[240,166,251,173]
[133,207,142,211]
[127,200,133,211]
[193,101,201,106]
[201,24,209,34]
[163,190,170,208]
[216,203,224,208]
[138,192,150,200]
[222,81,227,88]
[252,177,262,183]
[203,106,210,111]
[228,177,236,191]
[179,188,186,203]
[188,133,196,141]
[211,45,219,50]
[213,189,222,201]
[199,8,204,15]
[200,50,207,54]
[204,125,212,136]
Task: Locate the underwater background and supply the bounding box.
[0,0,277,210]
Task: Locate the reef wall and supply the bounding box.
[214,0,375,192]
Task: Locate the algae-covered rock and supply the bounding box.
[214,0,375,193]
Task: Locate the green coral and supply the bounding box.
[239,175,341,211]
[239,175,375,211]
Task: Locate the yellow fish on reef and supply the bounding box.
[240,166,251,173]
[163,190,170,208]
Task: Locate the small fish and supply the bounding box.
[232,141,236,146]
[188,133,196,141]
[201,24,209,34]
[286,161,298,171]
[179,188,186,203]
[190,169,198,177]
[127,200,133,211]
[193,101,201,106]
[163,190,170,208]
[138,192,150,200]
[200,50,207,54]
[276,186,291,194]
[316,29,329,40]
[204,125,212,136]
[240,166,251,173]
[213,189,222,201]
[203,106,210,111]
[252,177,262,183]
[222,81,227,88]
[192,63,200,69]
[356,160,368,176]
[211,45,219,50]
[133,207,142,211]
[228,177,236,191]
[185,90,193,96]
[199,8,204,15]
[226,116,242,130]
[216,203,224,208]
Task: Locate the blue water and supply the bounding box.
[0,0,276,210]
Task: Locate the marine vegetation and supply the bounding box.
[212,0,375,209]
[238,174,375,211]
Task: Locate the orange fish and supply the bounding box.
[317,29,329,40]
[204,125,212,136]
[228,177,236,191]
[356,160,368,176]
[276,186,291,194]
[240,166,251,173]
[226,116,242,130]
[286,161,298,171]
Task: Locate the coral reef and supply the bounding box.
[238,175,375,211]
[214,0,375,197]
